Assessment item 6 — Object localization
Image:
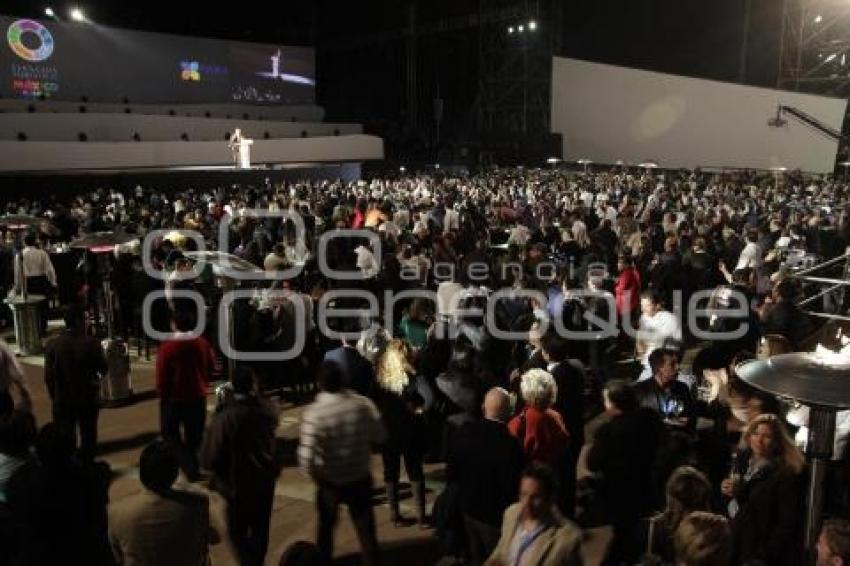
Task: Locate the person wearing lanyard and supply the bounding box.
[485,463,582,566]
[632,348,696,432]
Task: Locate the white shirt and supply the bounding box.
[788,406,850,460]
[437,281,464,318]
[18,246,57,286]
[736,242,762,271]
[298,391,386,484]
[638,309,682,365]
[284,240,310,264]
[355,246,379,279]
[443,209,460,234]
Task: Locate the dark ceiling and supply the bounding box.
[0,0,784,153]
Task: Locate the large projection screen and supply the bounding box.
[551,57,848,173]
[0,15,315,105]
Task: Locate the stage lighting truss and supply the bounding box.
[779,0,850,96]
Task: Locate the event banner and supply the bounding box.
[0,14,315,105]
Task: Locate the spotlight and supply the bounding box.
[399,166,406,173]
[508,26,515,34]
[44,7,55,17]
[517,24,525,33]
[528,20,537,31]
[70,7,85,22]
[815,14,823,24]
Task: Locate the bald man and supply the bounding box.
[447,387,523,566]
[483,387,512,422]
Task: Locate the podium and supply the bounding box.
[229,135,254,169]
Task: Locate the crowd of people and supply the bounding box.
[0,165,849,565]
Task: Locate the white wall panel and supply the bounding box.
[551,57,848,173]
[0,135,383,172]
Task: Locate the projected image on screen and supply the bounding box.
[0,14,316,105]
[229,44,315,105]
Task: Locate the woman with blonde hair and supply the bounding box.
[374,339,433,527]
[721,413,805,566]
[571,220,590,249]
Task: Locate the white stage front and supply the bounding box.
[0,134,383,172]
[551,57,849,173]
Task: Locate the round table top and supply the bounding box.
[736,352,850,409]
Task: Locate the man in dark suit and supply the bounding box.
[541,332,586,517]
[541,333,585,448]
[44,304,107,461]
[323,322,375,397]
[586,380,666,563]
[761,279,813,349]
[201,367,280,566]
[632,347,696,433]
[447,387,523,566]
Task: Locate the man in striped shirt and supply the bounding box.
[298,361,385,566]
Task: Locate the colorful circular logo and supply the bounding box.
[7,19,54,62]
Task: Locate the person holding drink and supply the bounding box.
[720,413,805,566]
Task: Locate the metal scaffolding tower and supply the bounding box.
[476,0,560,135]
[778,0,850,95]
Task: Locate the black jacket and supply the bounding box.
[44,331,108,407]
[762,299,813,349]
[631,378,696,433]
[730,454,805,566]
[200,396,280,500]
[550,361,586,450]
[586,408,667,524]
[323,346,374,398]
[446,418,523,526]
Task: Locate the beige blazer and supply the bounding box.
[108,487,212,566]
[485,502,583,566]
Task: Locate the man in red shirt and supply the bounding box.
[156,310,215,481]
